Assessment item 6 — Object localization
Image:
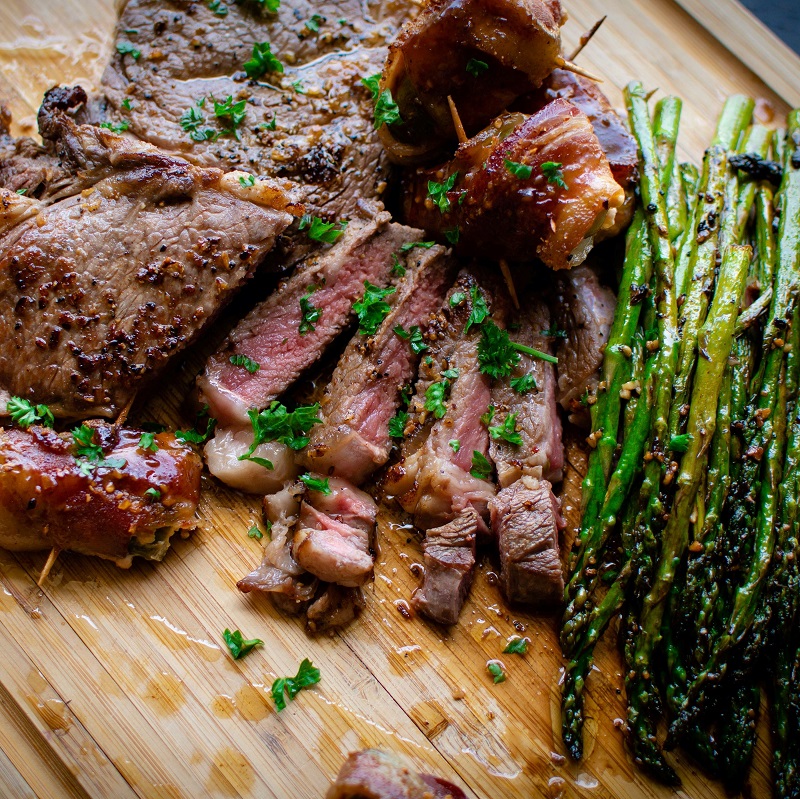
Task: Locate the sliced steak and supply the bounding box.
[411,508,479,626]
[101,1,415,224]
[299,244,455,483]
[489,475,564,606]
[550,263,616,415]
[0,93,298,420]
[0,424,201,567]
[306,584,366,634]
[488,297,562,488]
[197,214,421,426]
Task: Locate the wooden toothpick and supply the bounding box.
[567,16,607,61]
[38,547,61,587]
[447,95,468,144]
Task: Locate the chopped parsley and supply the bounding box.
[390,253,406,277]
[353,282,396,336]
[175,406,217,444]
[208,0,228,16]
[271,658,321,711]
[449,439,461,453]
[480,405,495,427]
[444,226,460,245]
[261,114,278,130]
[179,101,215,142]
[71,424,126,476]
[488,411,522,446]
[121,98,133,110]
[542,160,568,189]
[211,95,247,140]
[298,214,347,243]
[15,188,26,195]
[427,172,459,214]
[291,79,305,94]
[487,661,506,684]
[400,241,436,253]
[503,637,528,655]
[464,285,489,333]
[669,433,694,453]
[100,120,130,133]
[144,487,162,501]
[504,159,532,179]
[138,432,159,452]
[222,628,263,660]
[116,41,141,60]
[361,73,402,129]
[478,321,557,379]
[305,13,324,31]
[394,324,428,354]
[388,409,408,439]
[470,451,493,480]
[255,0,281,9]
[510,373,537,393]
[424,380,450,419]
[229,353,260,372]
[466,58,489,77]
[239,401,322,464]
[441,368,459,379]
[449,291,466,307]
[300,473,332,495]
[6,397,54,429]
[299,288,322,335]
[238,174,256,187]
[541,325,568,338]
[244,41,283,79]
[362,73,381,100]
[247,524,264,541]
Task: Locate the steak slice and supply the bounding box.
[488,296,563,488]
[197,214,421,426]
[306,584,366,634]
[489,475,564,606]
[0,424,201,567]
[299,243,455,483]
[0,92,298,420]
[411,508,479,626]
[550,263,616,417]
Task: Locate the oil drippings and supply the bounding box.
[27,695,72,732]
[205,747,256,797]
[142,672,186,716]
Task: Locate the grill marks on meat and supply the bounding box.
[0,96,298,420]
[403,99,625,269]
[101,1,416,223]
[490,475,564,606]
[327,749,467,799]
[550,264,616,417]
[198,214,421,427]
[299,244,455,483]
[0,424,201,567]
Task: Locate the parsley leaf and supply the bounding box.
[541,325,568,338]
[361,73,381,101]
[244,41,283,79]
[139,432,159,452]
[239,401,322,463]
[247,524,264,541]
[6,397,54,429]
[361,74,402,129]
[441,368,459,379]
[400,241,436,253]
[669,433,694,453]
[504,159,532,179]
[116,41,141,60]
[449,439,460,453]
[222,628,263,660]
[353,282,396,335]
[478,321,557,378]
[179,101,215,142]
[291,79,305,94]
[299,288,322,335]
[229,353,260,373]
[470,451,492,480]
[542,161,568,189]
[238,174,256,187]
[388,409,408,439]
[503,637,528,655]
[487,661,506,684]
[211,95,247,140]
[449,291,466,307]
[298,214,347,243]
[305,13,324,31]
[427,173,458,213]
[444,226,460,245]
[71,424,126,475]
[271,658,321,711]
[390,253,406,277]
[208,0,228,16]
[480,405,495,427]
[300,473,332,495]
[255,0,281,9]
[394,324,428,354]
[100,120,130,133]
[175,407,217,444]
[464,285,489,333]
[144,487,161,501]
[489,412,522,446]
[261,114,278,130]
[424,380,450,419]
[510,373,537,393]
[466,58,489,77]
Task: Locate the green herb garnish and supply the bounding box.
[424,380,450,419]
[478,321,557,379]
[465,285,489,333]
[504,159,532,179]
[353,282,396,335]
[139,432,159,452]
[7,397,54,429]
[298,214,347,243]
[503,638,528,655]
[239,402,322,464]
[229,353,260,372]
[542,160,567,189]
[116,41,141,60]
[175,407,217,444]
[669,433,694,453]
[388,410,408,439]
[211,95,247,140]
[299,287,322,335]
[299,473,332,495]
[400,241,436,253]
[244,41,283,79]
[466,58,489,77]
[427,172,459,214]
[390,253,406,277]
[222,628,263,660]
[144,487,162,501]
[510,373,537,394]
[394,324,428,354]
[71,424,126,475]
[488,412,523,446]
[449,439,461,453]
[305,13,324,31]
[271,658,321,710]
[100,120,130,133]
[247,524,264,541]
[179,101,215,142]
[470,451,492,480]
[487,661,506,683]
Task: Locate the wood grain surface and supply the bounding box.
[0,1,799,798]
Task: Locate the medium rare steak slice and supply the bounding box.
[411,508,479,626]
[550,263,616,417]
[197,214,421,427]
[489,475,564,606]
[299,243,455,483]
[488,297,562,488]
[0,93,298,420]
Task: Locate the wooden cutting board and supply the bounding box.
[0,2,799,798]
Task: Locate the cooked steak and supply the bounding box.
[550,263,616,415]
[411,508,479,626]
[101,0,416,224]
[0,423,201,567]
[487,297,562,488]
[197,214,421,428]
[402,100,626,269]
[0,91,298,420]
[306,584,366,634]
[299,243,455,483]
[489,475,564,606]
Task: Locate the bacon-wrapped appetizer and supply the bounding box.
[403,99,626,269]
[0,421,201,567]
[377,0,565,163]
